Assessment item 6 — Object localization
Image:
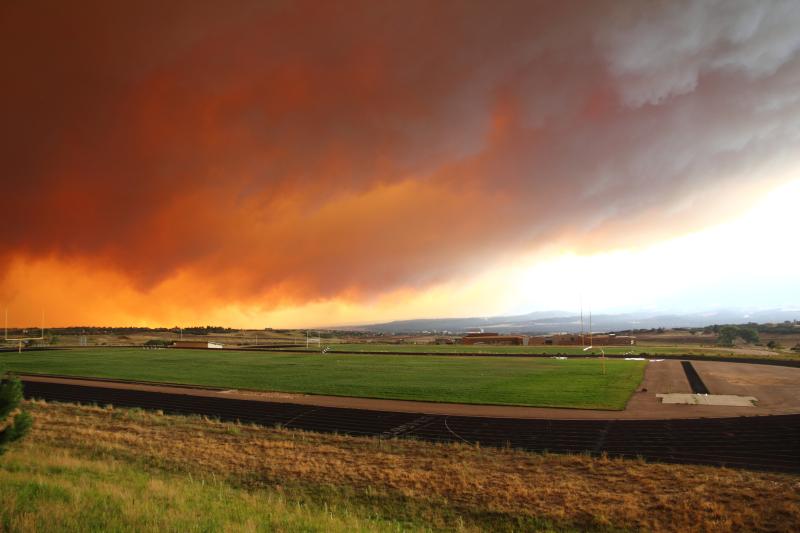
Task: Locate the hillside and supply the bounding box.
[358,308,800,334]
[1,400,797,532]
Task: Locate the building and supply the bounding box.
[528,333,635,346]
[458,332,635,347]
[585,334,636,346]
[172,341,224,349]
[460,333,526,345]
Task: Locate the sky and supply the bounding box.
[2,0,799,328]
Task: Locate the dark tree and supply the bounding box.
[737,327,760,344]
[0,375,32,455]
[716,326,739,346]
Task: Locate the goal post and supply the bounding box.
[306,330,321,350]
[4,309,45,353]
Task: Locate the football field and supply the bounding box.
[2,348,646,410]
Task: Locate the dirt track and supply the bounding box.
[18,360,800,420]
[14,360,800,473]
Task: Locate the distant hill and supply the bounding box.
[355,308,800,334]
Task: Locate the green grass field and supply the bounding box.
[324,343,762,356]
[1,348,645,409]
[328,343,651,355]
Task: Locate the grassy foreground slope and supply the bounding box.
[1,401,797,532]
[1,349,645,409]
[0,447,397,533]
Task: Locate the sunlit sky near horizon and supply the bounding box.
[2,1,799,328]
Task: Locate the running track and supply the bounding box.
[20,377,800,474]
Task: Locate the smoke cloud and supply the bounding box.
[2,0,799,325]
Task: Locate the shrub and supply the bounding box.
[0,375,32,455]
[717,325,760,346]
[144,339,171,347]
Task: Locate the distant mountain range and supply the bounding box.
[354,308,800,334]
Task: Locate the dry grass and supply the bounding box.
[16,400,800,532]
[0,446,404,532]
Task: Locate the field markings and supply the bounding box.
[656,394,758,406]
[380,415,436,438]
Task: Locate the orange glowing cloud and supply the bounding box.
[2,1,800,326]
